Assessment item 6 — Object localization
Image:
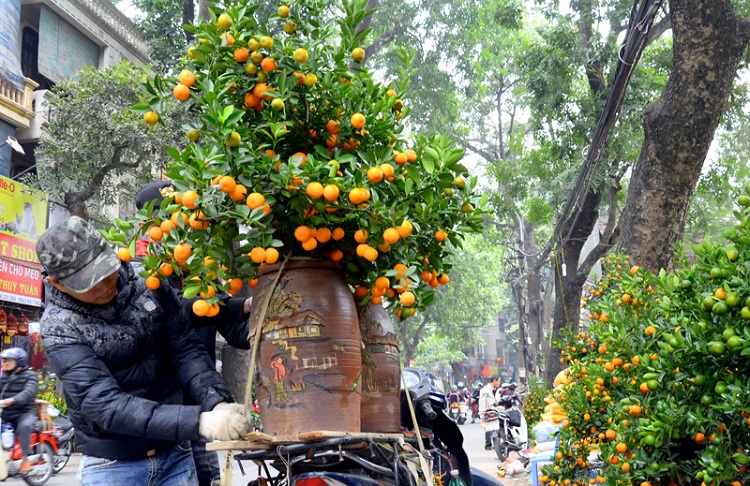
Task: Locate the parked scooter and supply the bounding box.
[0,403,56,485]
[232,368,503,486]
[483,393,527,462]
[46,405,74,474]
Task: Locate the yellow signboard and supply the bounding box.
[0,176,48,245]
[0,176,48,307]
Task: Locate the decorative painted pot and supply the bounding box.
[358,303,401,433]
[250,259,362,437]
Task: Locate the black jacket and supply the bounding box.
[166,273,250,363]
[40,264,234,460]
[0,368,39,423]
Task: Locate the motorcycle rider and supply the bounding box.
[478,376,500,449]
[448,385,462,405]
[470,382,481,423]
[500,382,517,397]
[0,348,39,474]
[459,382,471,400]
[472,382,482,400]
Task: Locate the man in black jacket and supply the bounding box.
[37,216,252,486]
[136,179,252,486]
[0,348,38,473]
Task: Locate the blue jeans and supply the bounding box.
[81,443,198,486]
[191,439,220,486]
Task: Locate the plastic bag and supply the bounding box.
[504,458,525,475]
[533,421,559,443]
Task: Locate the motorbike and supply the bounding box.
[232,368,503,486]
[483,393,528,462]
[46,405,74,474]
[448,397,467,425]
[0,402,56,485]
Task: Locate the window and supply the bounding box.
[21,27,38,79]
[477,342,486,360]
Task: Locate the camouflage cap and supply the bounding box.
[36,216,121,293]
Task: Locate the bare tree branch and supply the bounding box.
[645,14,671,46]
[365,25,408,58]
[73,145,144,203]
[462,142,494,163]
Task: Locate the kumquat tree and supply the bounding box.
[539,191,750,485]
[102,0,486,319]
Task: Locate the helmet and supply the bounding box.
[500,382,511,388]
[451,385,458,391]
[457,382,464,388]
[0,348,27,368]
[476,381,483,387]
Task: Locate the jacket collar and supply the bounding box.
[43,264,139,321]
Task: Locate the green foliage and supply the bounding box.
[524,378,547,438]
[108,0,487,318]
[131,0,188,73]
[414,334,467,377]
[37,375,68,415]
[30,61,186,219]
[685,116,750,245]
[426,230,507,335]
[543,189,750,484]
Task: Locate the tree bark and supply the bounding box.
[521,220,541,377]
[63,193,90,219]
[183,0,195,42]
[618,0,750,271]
[545,189,601,385]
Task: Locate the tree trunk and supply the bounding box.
[197,0,210,23]
[539,272,554,379]
[510,270,529,376]
[451,362,462,384]
[183,0,195,42]
[64,193,89,220]
[544,189,602,385]
[618,0,750,271]
[524,220,542,377]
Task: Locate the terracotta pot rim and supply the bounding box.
[258,258,344,277]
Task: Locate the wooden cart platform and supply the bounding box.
[206,430,405,451]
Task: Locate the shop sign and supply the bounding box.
[0,176,48,307]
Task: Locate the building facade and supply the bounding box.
[0,0,149,367]
[1,0,150,179]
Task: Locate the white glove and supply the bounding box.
[199,402,252,441]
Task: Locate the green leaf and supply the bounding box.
[421,155,435,174]
[183,285,201,300]
[404,178,413,196]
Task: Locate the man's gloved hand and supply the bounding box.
[199,402,252,441]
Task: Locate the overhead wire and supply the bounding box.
[534,0,665,273]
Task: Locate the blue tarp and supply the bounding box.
[0,0,25,91]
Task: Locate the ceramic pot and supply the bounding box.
[358,303,401,433]
[250,259,362,437]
